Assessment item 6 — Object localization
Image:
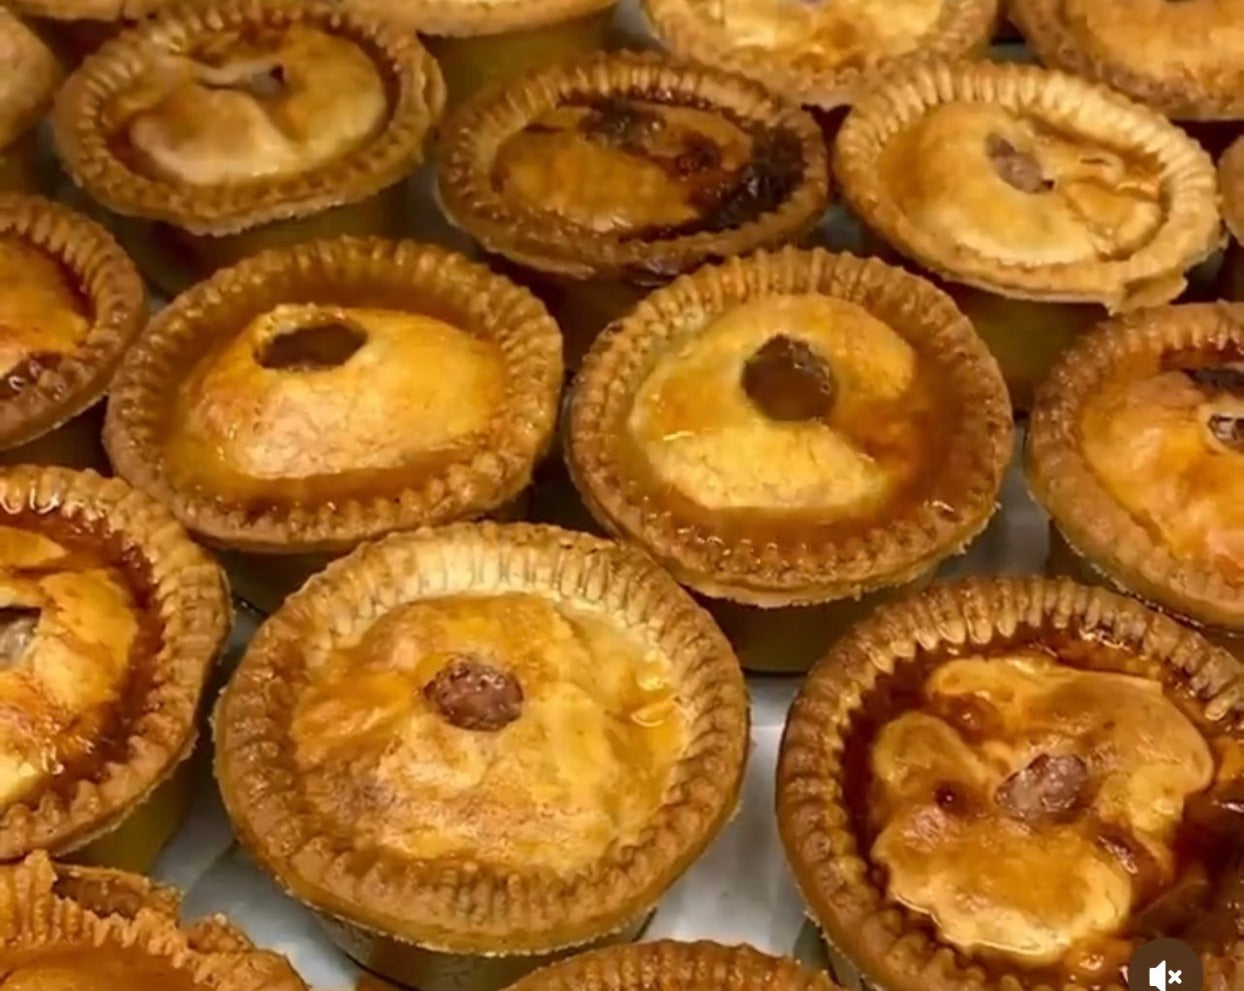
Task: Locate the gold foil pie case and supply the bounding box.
[566,247,1013,671]
[0,851,309,991]
[213,522,749,991]
[50,0,445,291]
[1027,302,1244,653]
[643,0,999,112]
[0,194,146,470]
[0,9,62,195]
[777,576,1244,991]
[0,465,230,872]
[103,236,563,612]
[1010,0,1244,121]
[834,59,1222,409]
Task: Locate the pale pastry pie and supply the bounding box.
[0,8,61,193]
[0,195,145,459]
[566,247,1012,608]
[644,0,998,110]
[0,852,308,991]
[213,523,748,988]
[1011,0,1244,120]
[1028,302,1244,639]
[0,466,228,870]
[778,576,1244,991]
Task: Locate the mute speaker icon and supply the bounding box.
[1129,938,1201,991]
[1149,959,1183,991]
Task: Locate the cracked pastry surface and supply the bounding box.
[1011,0,1244,120]
[0,852,308,991]
[0,239,90,390]
[165,305,506,506]
[0,10,61,151]
[290,593,685,872]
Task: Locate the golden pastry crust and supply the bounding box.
[4,0,183,20]
[0,194,145,452]
[0,9,62,149]
[52,0,445,236]
[644,0,998,111]
[778,576,1244,991]
[1010,0,1244,121]
[835,60,1221,310]
[104,237,562,554]
[1220,137,1244,250]
[438,51,829,283]
[566,248,1013,607]
[0,852,308,991]
[0,466,230,861]
[345,0,615,37]
[214,522,749,955]
[504,941,841,991]
[1027,302,1244,634]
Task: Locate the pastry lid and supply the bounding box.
[51,0,445,236]
[0,851,308,990]
[0,194,145,452]
[566,247,1013,607]
[0,465,230,860]
[4,0,184,20]
[834,59,1221,309]
[0,9,61,148]
[345,0,615,37]
[104,236,564,554]
[777,576,1244,991]
[1026,302,1244,633]
[437,50,830,283]
[1010,0,1244,122]
[1220,137,1244,249]
[643,0,998,111]
[213,522,750,955]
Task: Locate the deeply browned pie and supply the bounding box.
[643,0,999,111]
[0,194,145,468]
[51,0,444,288]
[1220,138,1244,302]
[1027,303,1244,648]
[1011,0,1244,121]
[778,576,1243,991]
[0,466,229,872]
[0,851,308,991]
[834,59,1221,408]
[214,522,748,988]
[0,10,61,194]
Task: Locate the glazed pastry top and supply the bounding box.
[107,26,388,185]
[288,593,686,873]
[0,525,141,810]
[492,97,805,239]
[0,10,61,148]
[879,103,1164,268]
[164,304,506,501]
[0,239,91,390]
[626,294,940,522]
[1079,362,1244,585]
[870,651,1220,969]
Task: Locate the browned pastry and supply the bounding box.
[644,0,998,110]
[1220,138,1244,301]
[0,194,145,466]
[346,0,614,36]
[5,0,184,17]
[214,523,748,988]
[0,10,62,193]
[778,576,1244,991]
[1027,303,1244,642]
[0,851,308,991]
[52,0,444,239]
[0,466,229,870]
[1010,0,1244,121]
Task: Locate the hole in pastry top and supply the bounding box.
[254,320,368,371]
[833,62,1220,309]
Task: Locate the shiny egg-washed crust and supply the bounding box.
[0,194,146,451]
[437,51,830,283]
[51,0,445,237]
[643,0,998,111]
[348,0,615,37]
[0,9,62,148]
[1027,302,1244,634]
[1009,0,1244,122]
[104,237,564,554]
[835,60,1222,310]
[213,522,750,955]
[507,940,841,991]
[566,248,1014,608]
[0,466,231,860]
[5,0,185,20]
[1220,138,1244,249]
[0,852,309,990]
[777,576,1244,991]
